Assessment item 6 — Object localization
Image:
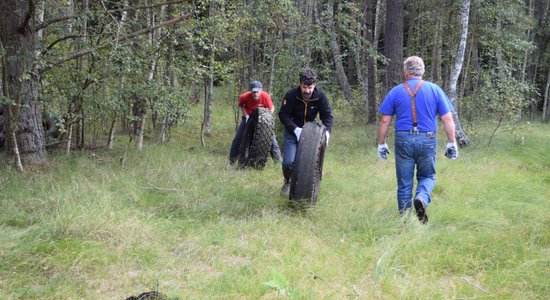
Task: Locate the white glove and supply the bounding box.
[445,142,458,159]
[325,131,330,146]
[294,127,302,141]
[377,143,390,160]
[245,115,249,123]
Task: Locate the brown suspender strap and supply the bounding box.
[403,80,425,131]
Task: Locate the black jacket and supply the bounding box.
[278,86,333,134]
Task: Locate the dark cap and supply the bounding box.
[250,81,262,92]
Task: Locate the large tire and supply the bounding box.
[289,122,327,205]
[237,108,274,170]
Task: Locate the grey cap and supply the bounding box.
[250,81,262,92]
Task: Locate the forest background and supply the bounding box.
[1,0,550,299]
[0,0,549,168]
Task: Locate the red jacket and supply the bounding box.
[238,91,274,116]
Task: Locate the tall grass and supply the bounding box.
[1,102,549,299]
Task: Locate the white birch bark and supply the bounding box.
[136,5,165,150]
[517,0,534,120]
[107,0,129,149]
[448,0,472,147]
[543,69,550,122]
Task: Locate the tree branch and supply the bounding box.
[42,14,189,72]
[107,0,188,13]
[44,35,82,51]
[36,0,187,32]
[20,0,35,33]
[35,15,78,32]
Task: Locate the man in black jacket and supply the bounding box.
[278,68,333,196]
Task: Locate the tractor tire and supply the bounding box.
[237,108,274,170]
[289,122,327,205]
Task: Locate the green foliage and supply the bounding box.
[476,0,535,63]
[463,68,536,122]
[0,95,14,105]
[29,0,545,157]
[263,271,301,298]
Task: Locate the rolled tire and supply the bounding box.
[237,108,274,170]
[289,121,327,205]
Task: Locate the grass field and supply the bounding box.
[1,102,549,299]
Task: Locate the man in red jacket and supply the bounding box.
[229,81,282,164]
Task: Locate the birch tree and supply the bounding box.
[447,0,472,147]
[364,0,383,123]
[543,69,550,122]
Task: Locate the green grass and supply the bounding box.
[1,103,549,299]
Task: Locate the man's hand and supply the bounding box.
[245,115,249,123]
[444,142,458,159]
[294,127,302,141]
[325,131,330,146]
[377,143,390,160]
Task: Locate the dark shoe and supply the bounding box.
[280,183,290,197]
[414,199,428,224]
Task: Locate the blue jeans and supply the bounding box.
[229,118,282,163]
[282,130,298,170]
[394,131,437,213]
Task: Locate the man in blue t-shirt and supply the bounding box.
[377,56,458,224]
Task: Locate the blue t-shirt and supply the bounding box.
[378,78,452,132]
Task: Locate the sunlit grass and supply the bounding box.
[1,103,549,299]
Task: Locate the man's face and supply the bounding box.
[251,90,260,101]
[300,83,315,100]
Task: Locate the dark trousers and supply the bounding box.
[229,118,282,163]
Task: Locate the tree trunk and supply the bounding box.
[358,14,368,122]
[202,1,216,140]
[107,118,116,149]
[364,0,379,124]
[268,29,281,95]
[0,0,47,167]
[135,109,146,150]
[203,55,214,137]
[66,123,73,155]
[136,4,165,150]
[459,10,475,102]
[158,3,174,143]
[448,0,472,147]
[522,0,549,118]
[66,0,74,34]
[431,18,443,84]
[2,103,24,172]
[543,69,550,122]
[325,0,354,103]
[384,0,404,93]
[518,0,535,119]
